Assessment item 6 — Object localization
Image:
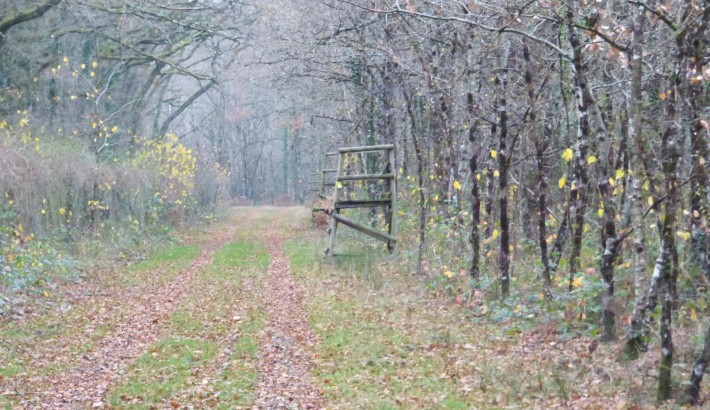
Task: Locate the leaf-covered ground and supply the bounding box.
[0,207,707,409]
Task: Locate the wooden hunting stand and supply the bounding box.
[326,144,397,257]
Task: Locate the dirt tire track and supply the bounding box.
[168,275,260,405]
[16,218,242,409]
[253,209,324,409]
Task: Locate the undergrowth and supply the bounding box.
[0,114,224,315]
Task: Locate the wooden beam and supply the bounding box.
[337,173,395,181]
[388,147,398,253]
[331,214,397,243]
[327,152,345,257]
[338,144,395,153]
[335,199,392,209]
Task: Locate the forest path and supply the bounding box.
[0,207,327,409]
[1,207,689,409]
[10,209,256,409]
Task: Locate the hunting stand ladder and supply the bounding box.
[308,152,338,198]
[326,144,397,257]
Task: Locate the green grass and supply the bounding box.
[123,244,200,286]
[211,308,266,408]
[0,241,202,390]
[285,238,467,409]
[108,338,219,407]
[212,241,269,271]
[108,239,270,407]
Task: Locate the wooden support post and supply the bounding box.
[388,147,398,252]
[326,152,345,257]
[319,154,326,196]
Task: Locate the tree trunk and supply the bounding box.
[688,5,710,282]
[523,43,552,293]
[497,44,511,297]
[564,2,591,293]
[685,318,710,405]
[468,92,481,285]
[403,89,427,274]
[658,82,682,404]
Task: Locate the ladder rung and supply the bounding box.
[338,144,395,153]
[337,173,395,181]
[335,199,392,209]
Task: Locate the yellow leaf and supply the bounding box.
[676,231,691,241]
[648,196,654,206]
[491,150,497,159]
[41,209,46,215]
[693,210,700,218]
[476,173,481,181]
[59,208,66,215]
[558,176,566,189]
[336,181,342,188]
[492,229,500,239]
[643,180,650,191]
[608,178,615,187]
[6,254,13,262]
[597,208,604,218]
[690,308,698,321]
[443,270,454,278]
[587,155,597,165]
[572,276,584,289]
[659,92,667,101]
[493,170,500,177]
[615,169,625,179]
[453,180,462,190]
[561,148,574,162]
[700,157,706,165]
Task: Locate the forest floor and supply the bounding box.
[0,207,706,409]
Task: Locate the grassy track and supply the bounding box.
[0,243,201,407]
[108,241,270,408]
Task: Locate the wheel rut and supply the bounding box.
[253,209,324,409]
